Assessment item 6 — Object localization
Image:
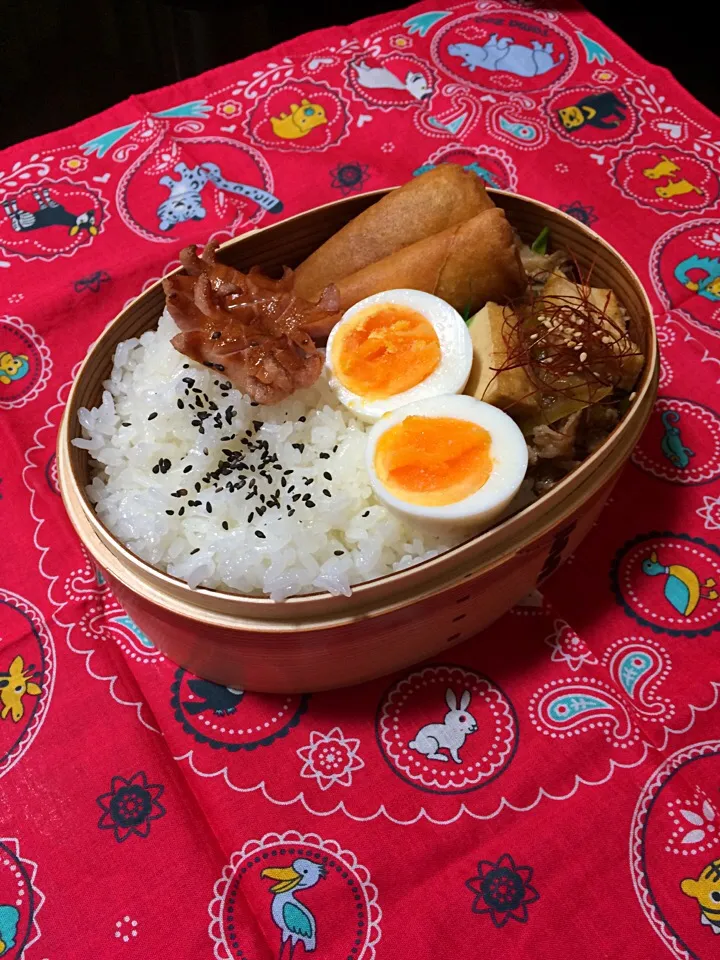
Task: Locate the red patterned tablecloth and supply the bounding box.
[2,1,720,957]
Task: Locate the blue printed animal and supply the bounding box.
[674,254,720,302]
[262,858,326,959]
[660,410,694,469]
[642,551,718,617]
[157,161,283,231]
[448,34,565,78]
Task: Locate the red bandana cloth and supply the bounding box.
[1,1,720,957]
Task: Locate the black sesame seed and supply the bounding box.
[191,419,201,427]
[333,445,338,453]
[152,464,160,475]
[166,509,174,516]
[283,469,293,475]
[148,412,158,421]
[255,530,266,539]
[288,508,295,517]
[306,500,315,508]
[323,471,332,481]
[178,506,185,516]
[292,494,301,502]
[362,510,370,517]
[183,363,190,369]
[257,506,266,517]
[248,512,254,523]
[203,448,209,456]
[222,521,229,530]
[323,489,331,498]
[210,330,222,340]
[177,399,184,410]
[122,422,131,427]
[245,493,254,501]
[334,550,344,556]
[190,547,200,555]
[292,443,305,453]
[206,502,212,514]
[298,416,306,423]
[280,477,287,488]
[319,452,330,459]
[253,420,263,431]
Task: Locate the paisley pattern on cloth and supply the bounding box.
[4,0,720,957]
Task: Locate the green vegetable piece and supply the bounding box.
[531,226,550,256]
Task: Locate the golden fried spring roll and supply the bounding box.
[294,165,495,299]
[334,207,527,314]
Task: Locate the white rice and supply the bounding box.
[75,310,460,600]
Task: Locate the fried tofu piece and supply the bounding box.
[540,273,643,391]
[466,302,540,420]
[542,273,626,333]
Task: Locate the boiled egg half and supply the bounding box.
[326,289,473,422]
[366,395,528,531]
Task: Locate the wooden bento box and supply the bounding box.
[58,188,658,693]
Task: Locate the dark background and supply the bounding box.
[1,0,716,149]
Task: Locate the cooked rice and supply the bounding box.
[74,310,459,600]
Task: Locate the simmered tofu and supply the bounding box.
[466,302,540,421]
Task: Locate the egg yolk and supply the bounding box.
[332,305,441,400]
[374,416,493,507]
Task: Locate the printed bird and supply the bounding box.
[0,905,19,957]
[261,858,326,958]
[642,550,718,616]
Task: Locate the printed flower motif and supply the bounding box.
[330,161,370,196]
[97,771,165,842]
[466,854,539,927]
[698,230,720,249]
[390,34,413,49]
[7,293,23,304]
[297,727,364,790]
[697,495,720,530]
[559,200,598,227]
[545,620,598,671]
[59,155,88,174]
[655,324,676,349]
[216,99,242,118]
[666,789,719,854]
[381,142,395,153]
[592,68,618,84]
[554,162,569,174]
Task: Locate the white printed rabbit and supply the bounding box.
[409,689,478,763]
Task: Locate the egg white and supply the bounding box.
[365,394,529,532]
[325,289,473,422]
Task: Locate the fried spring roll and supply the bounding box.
[334,207,527,314]
[294,165,495,299]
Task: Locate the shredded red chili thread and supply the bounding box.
[487,262,643,414]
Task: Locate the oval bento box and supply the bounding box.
[58,188,658,693]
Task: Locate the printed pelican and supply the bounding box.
[261,858,326,958]
[642,550,718,616]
